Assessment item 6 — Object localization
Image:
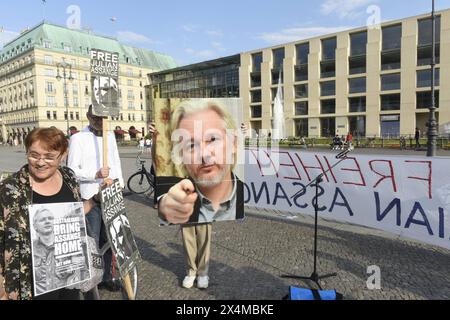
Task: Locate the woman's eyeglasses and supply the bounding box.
[27,153,62,164]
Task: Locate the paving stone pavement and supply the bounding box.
[1,146,449,300]
[99,193,450,301]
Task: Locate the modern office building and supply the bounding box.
[148,54,240,101]
[239,9,449,138]
[0,22,177,143]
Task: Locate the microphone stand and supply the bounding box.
[281,149,352,290]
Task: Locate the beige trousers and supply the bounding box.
[181,224,212,277]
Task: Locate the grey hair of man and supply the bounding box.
[170,99,238,178]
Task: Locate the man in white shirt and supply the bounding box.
[68,105,124,293]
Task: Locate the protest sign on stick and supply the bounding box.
[100,179,140,298]
[90,49,120,118]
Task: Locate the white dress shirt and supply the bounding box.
[68,126,124,200]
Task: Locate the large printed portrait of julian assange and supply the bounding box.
[156,98,245,225]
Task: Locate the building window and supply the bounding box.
[251,90,262,103]
[53,111,57,120]
[296,43,309,65]
[46,82,55,93]
[295,101,308,116]
[417,69,440,88]
[46,96,55,107]
[295,119,308,137]
[295,43,309,82]
[251,105,262,118]
[64,112,68,120]
[418,44,440,66]
[417,91,439,109]
[321,81,335,96]
[251,73,261,87]
[350,31,367,56]
[381,51,401,70]
[381,73,401,91]
[128,90,134,100]
[295,84,308,99]
[349,77,366,94]
[349,96,366,113]
[382,24,402,51]
[418,16,441,66]
[272,70,283,85]
[70,112,74,120]
[44,55,53,65]
[381,94,401,111]
[73,97,79,107]
[46,111,51,120]
[43,40,52,49]
[252,53,263,72]
[271,88,281,101]
[349,116,366,137]
[321,99,336,114]
[127,79,133,86]
[76,112,80,120]
[321,118,336,137]
[380,115,400,138]
[322,37,337,60]
[321,38,336,78]
[321,60,335,79]
[272,48,285,70]
[381,24,402,71]
[295,65,308,82]
[349,56,366,75]
[45,69,55,77]
[128,101,134,110]
[63,45,72,53]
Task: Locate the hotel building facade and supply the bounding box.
[0,22,177,143]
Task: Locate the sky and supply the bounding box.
[0,0,448,67]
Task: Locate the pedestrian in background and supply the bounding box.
[415,128,421,149]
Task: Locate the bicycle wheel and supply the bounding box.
[127,172,152,194]
[121,265,138,300]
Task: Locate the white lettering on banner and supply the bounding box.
[244,149,450,250]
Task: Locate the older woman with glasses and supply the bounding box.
[0,127,94,300]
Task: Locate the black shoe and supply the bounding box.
[98,280,122,292]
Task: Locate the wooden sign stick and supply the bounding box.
[102,118,135,300]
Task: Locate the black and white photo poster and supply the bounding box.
[28,202,91,297]
[90,49,120,117]
[101,180,140,278]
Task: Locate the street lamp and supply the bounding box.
[426,0,438,157]
[56,58,74,136]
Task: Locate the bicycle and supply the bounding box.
[127,153,155,196]
[400,136,407,150]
